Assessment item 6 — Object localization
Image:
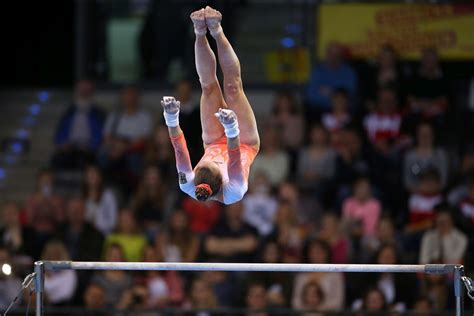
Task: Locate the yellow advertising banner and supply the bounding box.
[318,4,474,59]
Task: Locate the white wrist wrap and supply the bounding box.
[163,111,179,127]
[223,120,239,139]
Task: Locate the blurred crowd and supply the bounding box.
[1,43,474,315]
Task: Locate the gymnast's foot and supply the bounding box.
[190,8,207,36]
[204,6,222,38]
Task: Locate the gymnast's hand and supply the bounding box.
[161,96,180,114]
[215,108,239,138]
[214,108,237,125]
[162,96,180,127]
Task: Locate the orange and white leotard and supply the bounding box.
[170,134,258,204]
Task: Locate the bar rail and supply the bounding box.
[33,261,465,316]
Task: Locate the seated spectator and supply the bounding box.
[456,178,474,264]
[299,281,324,316]
[403,122,449,192]
[318,213,350,264]
[83,283,107,312]
[0,201,34,258]
[278,181,320,226]
[91,243,133,307]
[174,80,203,165]
[407,47,449,120]
[297,125,336,200]
[204,202,258,262]
[0,247,22,310]
[362,216,404,260]
[101,85,153,178]
[364,45,404,105]
[334,127,370,204]
[155,210,200,262]
[251,126,290,186]
[268,202,304,263]
[246,282,270,316]
[201,271,236,307]
[57,197,104,261]
[364,87,403,152]
[130,165,167,238]
[411,296,434,316]
[270,91,305,171]
[419,205,467,264]
[305,42,357,119]
[104,209,147,262]
[342,176,381,238]
[405,169,444,234]
[322,88,352,133]
[181,196,221,234]
[25,169,65,259]
[355,288,388,315]
[364,244,418,311]
[144,125,175,179]
[242,172,278,237]
[83,165,118,235]
[185,277,218,313]
[41,240,78,305]
[52,79,105,169]
[292,239,344,311]
[419,270,451,311]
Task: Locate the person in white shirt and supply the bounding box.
[419,205,468,264]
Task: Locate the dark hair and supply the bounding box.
[362,287,387,312]
[304,239,332,264]
[332,87,349,99]
[301,280,325,306]
[194,166,222,201]
[419,168,441,182]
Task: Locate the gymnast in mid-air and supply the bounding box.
[161,6,260,204]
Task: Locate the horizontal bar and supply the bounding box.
[39,261,458,274]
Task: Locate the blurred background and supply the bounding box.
[0,0,474,315]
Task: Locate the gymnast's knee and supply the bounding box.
[200,81,220,96]
[224,78,243,101]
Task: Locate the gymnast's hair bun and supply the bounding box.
[196,183,213,201]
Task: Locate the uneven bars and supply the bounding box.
[39,261,457,274]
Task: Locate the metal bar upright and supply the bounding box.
[454,265,465,316]
[34,261,45,316]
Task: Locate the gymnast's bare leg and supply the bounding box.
[204,6,260,149]
[190,8,227,146]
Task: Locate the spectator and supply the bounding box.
[297,125,336,200]
[299,281,324,316]
[42,240,78,305]
[102,85,153,177]
[242,172,278,237]
[278,181,320,226]
[251,126,290,186]
[25,169,65,259]
[83,165,118,235]
[322,88,352,133]
[408,47,449,120]
[363,216,404,260]
[181,196,221,234]
[246,282,270,316]
[270,91,305,171]
[0,201,34,257]
[0,247,22,310]
[363,87,402,151]
[155,210,200,262]
[130,165,167,238]
[342,176,381,237]
[268,202,304,263]
[292,239,344,311]
[52,79,105,169]
[305,42,357,117]
[204,202,258,262]
[357,288,387,315]
[83,283,107,312]
[405,169,444,234]
[57,197,104,261]
[91,243,133,307]
[318,213,350,264]
[419,206,467,264]
[419,271,451,311]
[144,125,175,179]
[186,277,218,313]
[403,122,449,192]
[174,80,203,165]
[201,270,236,307]
[104,209,147,262]
[412,296,434,316]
